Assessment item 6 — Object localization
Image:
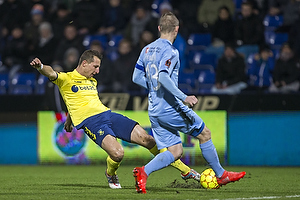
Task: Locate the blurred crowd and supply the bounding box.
[1,0,300,96]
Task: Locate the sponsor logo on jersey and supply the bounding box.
[71,85,79,92]
[71,85,96,93]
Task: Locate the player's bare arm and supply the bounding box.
[30,58,57,80]
[64,113,73,132]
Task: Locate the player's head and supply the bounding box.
[158,12,179,36]
[78,50,103,78]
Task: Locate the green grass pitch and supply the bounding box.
[0,165,299,200]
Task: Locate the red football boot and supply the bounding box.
[217,170,246,186]
[133,166,148,194]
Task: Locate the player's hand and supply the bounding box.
[184,95,198,107]
[64,121,73,132]
[30,58,42,69]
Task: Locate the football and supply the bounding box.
[200,168,220,189]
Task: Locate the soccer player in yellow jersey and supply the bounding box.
[30,49,200,189]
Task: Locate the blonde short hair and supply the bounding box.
[158,12,179,34]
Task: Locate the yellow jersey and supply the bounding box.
[52,69,109,127]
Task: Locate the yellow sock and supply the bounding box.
[170,159,191,175]
[149,145,191,174]
[106,156,121,176]
[149,144,160,155]
[160,148,191,175]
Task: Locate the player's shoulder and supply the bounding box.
[163,42,178,57]
[55,70,76,82]
[66,70,82,78]
[141,41,157,55]
[90,77,97,84]
[159,39,177,51]
[170,44,177,51]
[58,71,71,78]
[143,39,159,49]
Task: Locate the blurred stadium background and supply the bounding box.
[0,0,300,167]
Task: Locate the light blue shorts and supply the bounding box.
[149,109,205,150]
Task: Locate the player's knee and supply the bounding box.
[172,149,183,160]
[131,125,156,149]
[139,134,156,150]
[168,144,183,160]
[110,149,124,162]
[144,134,156,147]
[196,126,211,143]
[174,150,183,160]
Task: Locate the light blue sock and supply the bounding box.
[200,139,225,178]
[144,150,175,176]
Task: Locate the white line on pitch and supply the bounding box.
[210,195,300,200]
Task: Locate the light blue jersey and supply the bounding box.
[135,38,186,116]
[133,38,205,149]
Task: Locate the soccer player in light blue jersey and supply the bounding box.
[132,12,246,193]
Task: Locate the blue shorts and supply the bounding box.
[77,110,137,147]
[150,108,205,150]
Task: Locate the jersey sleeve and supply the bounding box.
[51,72,68,87]
[159,71,187,101]
[159,47,175,74]
[133,48,148,89]
[158,46,186,101]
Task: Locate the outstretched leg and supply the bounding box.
[196,125,246,186]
